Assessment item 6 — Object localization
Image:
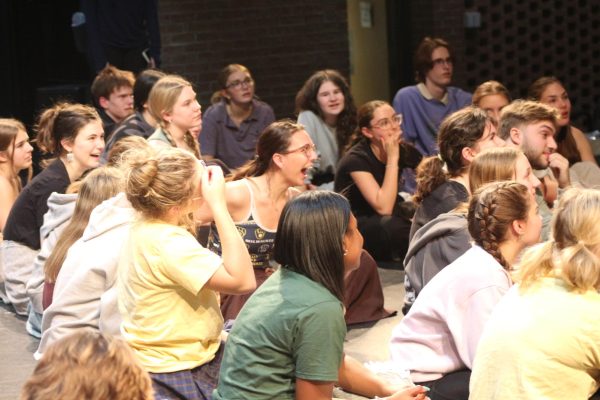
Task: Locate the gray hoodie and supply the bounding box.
[26,192,78,315]
[403,212,471,314]
[36,193,136,359]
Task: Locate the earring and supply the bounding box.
[343,248,348,256]
[66,151,74,163]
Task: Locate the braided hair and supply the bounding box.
[468,181,530,270]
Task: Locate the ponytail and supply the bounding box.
[412,156,448,204]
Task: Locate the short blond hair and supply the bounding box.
[497,99,559,140]
[518,188,600,292]
[21,330,153,400]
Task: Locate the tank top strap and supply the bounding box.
[238,178,254,222]
[242,178,259,221]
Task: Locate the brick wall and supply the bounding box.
[158,0,350,119]
[461,0,600,130]
[406,0,600,131]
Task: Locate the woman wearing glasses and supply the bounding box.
[196,120,317,320]
[295,70,358,189]
[334,100,422,262]
[200,64,275,170]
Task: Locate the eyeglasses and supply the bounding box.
[225,77,254,90]
[281,143,317,158]
[432,57,453,67]
[371,114,403,130]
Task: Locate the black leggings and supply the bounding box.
[357,214,411,262]
[416,370,471,400]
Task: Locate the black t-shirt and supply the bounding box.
[334,139,422,217]
[3,159,70,250]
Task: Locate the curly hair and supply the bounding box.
[468,181,531,270]
[21,329,153,400]
[295,69,357,156]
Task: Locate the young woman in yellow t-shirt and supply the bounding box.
[118,146,253,399]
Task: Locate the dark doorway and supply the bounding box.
[387,0,413,98]
[0,0,91,127]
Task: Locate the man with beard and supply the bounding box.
[499,99,568,240]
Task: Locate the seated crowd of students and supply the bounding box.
[2,34,600,400]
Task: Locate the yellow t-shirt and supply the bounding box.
[118,220,224,373]
[470,277,600,399]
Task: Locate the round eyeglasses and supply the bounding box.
[371,114,403,130]
[281,143,318,158]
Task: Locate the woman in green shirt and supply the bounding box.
[213,191,429,400]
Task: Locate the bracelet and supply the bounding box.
[385,164,399,169]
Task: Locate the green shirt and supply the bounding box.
[213,268,347,399]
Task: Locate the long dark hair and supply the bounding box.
[295,69,357,156]
[232,119,304,180]
[274,191,350,301]
[344,100,388,152]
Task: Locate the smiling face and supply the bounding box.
[276,129,317,186]
[63,120,105,172]
[425,46,453,88]
[513,153,541,195]
[478,94,510,125]
[165,85,202,134]
[539,82,571,127]
[518,120,557,169]
[316,80,345,124]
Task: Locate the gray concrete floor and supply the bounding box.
[0,269,405,400]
